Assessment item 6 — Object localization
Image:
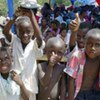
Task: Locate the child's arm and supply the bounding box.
[68,76,75,100]
[3,9,19,42]
[30,10,42,47]
[69,13,80,50]
[26,9,43,48]
[11,71,30,100]
[3,19,15,42]
[40,52,58,87]
[59,73,66,100]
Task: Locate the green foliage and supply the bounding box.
[0,0,71,16]
[37,0,48,5]
[56,0,71,6]
[0,0,7,16]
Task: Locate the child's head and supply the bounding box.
[60,22,68,29]
[45,37,65,62]
[51,20,60,31]
[77,22,92,48]
[15,16,33,44]
[60,27,67,38]
[0,47,12,74]
[79,8,87,18]
[41,17,47,27]
[85,28,100,59]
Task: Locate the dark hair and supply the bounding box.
[93,21,100,29]
[43,2,51,10]
[60,27,67,33]
[51,20,60,27]
[79,22,92,30]
[41,17,47,22]
[0,47,11,56]
[60,23,67,29]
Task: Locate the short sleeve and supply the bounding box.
[4,32,16,45]
[33,38,45,59]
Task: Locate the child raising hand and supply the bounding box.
[3,6,45,100]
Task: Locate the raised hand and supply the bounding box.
[69,13,80,32]
[10,70,23,86]
[49,52,59,67]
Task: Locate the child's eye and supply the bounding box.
[5,57,9,60]
[26,30,31,34]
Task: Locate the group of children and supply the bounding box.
[0,1,100,100]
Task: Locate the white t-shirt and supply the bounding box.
[0,74,21,100]
[9,34,45,95]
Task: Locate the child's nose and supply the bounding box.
[80,38,84,42]
[23,33,28,37]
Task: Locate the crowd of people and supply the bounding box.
[0,1,100,100]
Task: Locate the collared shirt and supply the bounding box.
[0,74,20,100]
[9,34,45,94]
[64,49,85,98]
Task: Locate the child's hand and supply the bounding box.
[10,70,23,86]
[14,7,34,18]
[68,13,80,32]
[49,52,59,67]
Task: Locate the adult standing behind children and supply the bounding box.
[3,7,45,100]
[64,28,100,100]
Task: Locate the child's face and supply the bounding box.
[42,19,47,26]
[77,28,89,48]
[51,23,57,30]
[46,45,65,63]
[85,36,100,59]
[61,29,66,38]
[17,22,33,44]
[0,51,11,74]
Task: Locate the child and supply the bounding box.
[68,13,92,52]
[40,17,49,38]
[44,20,60,42]
[3,8,45,100]
[0,47,29,100]
[57,27,68,48]
[37,37,66,100]
[64,28,100,100]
